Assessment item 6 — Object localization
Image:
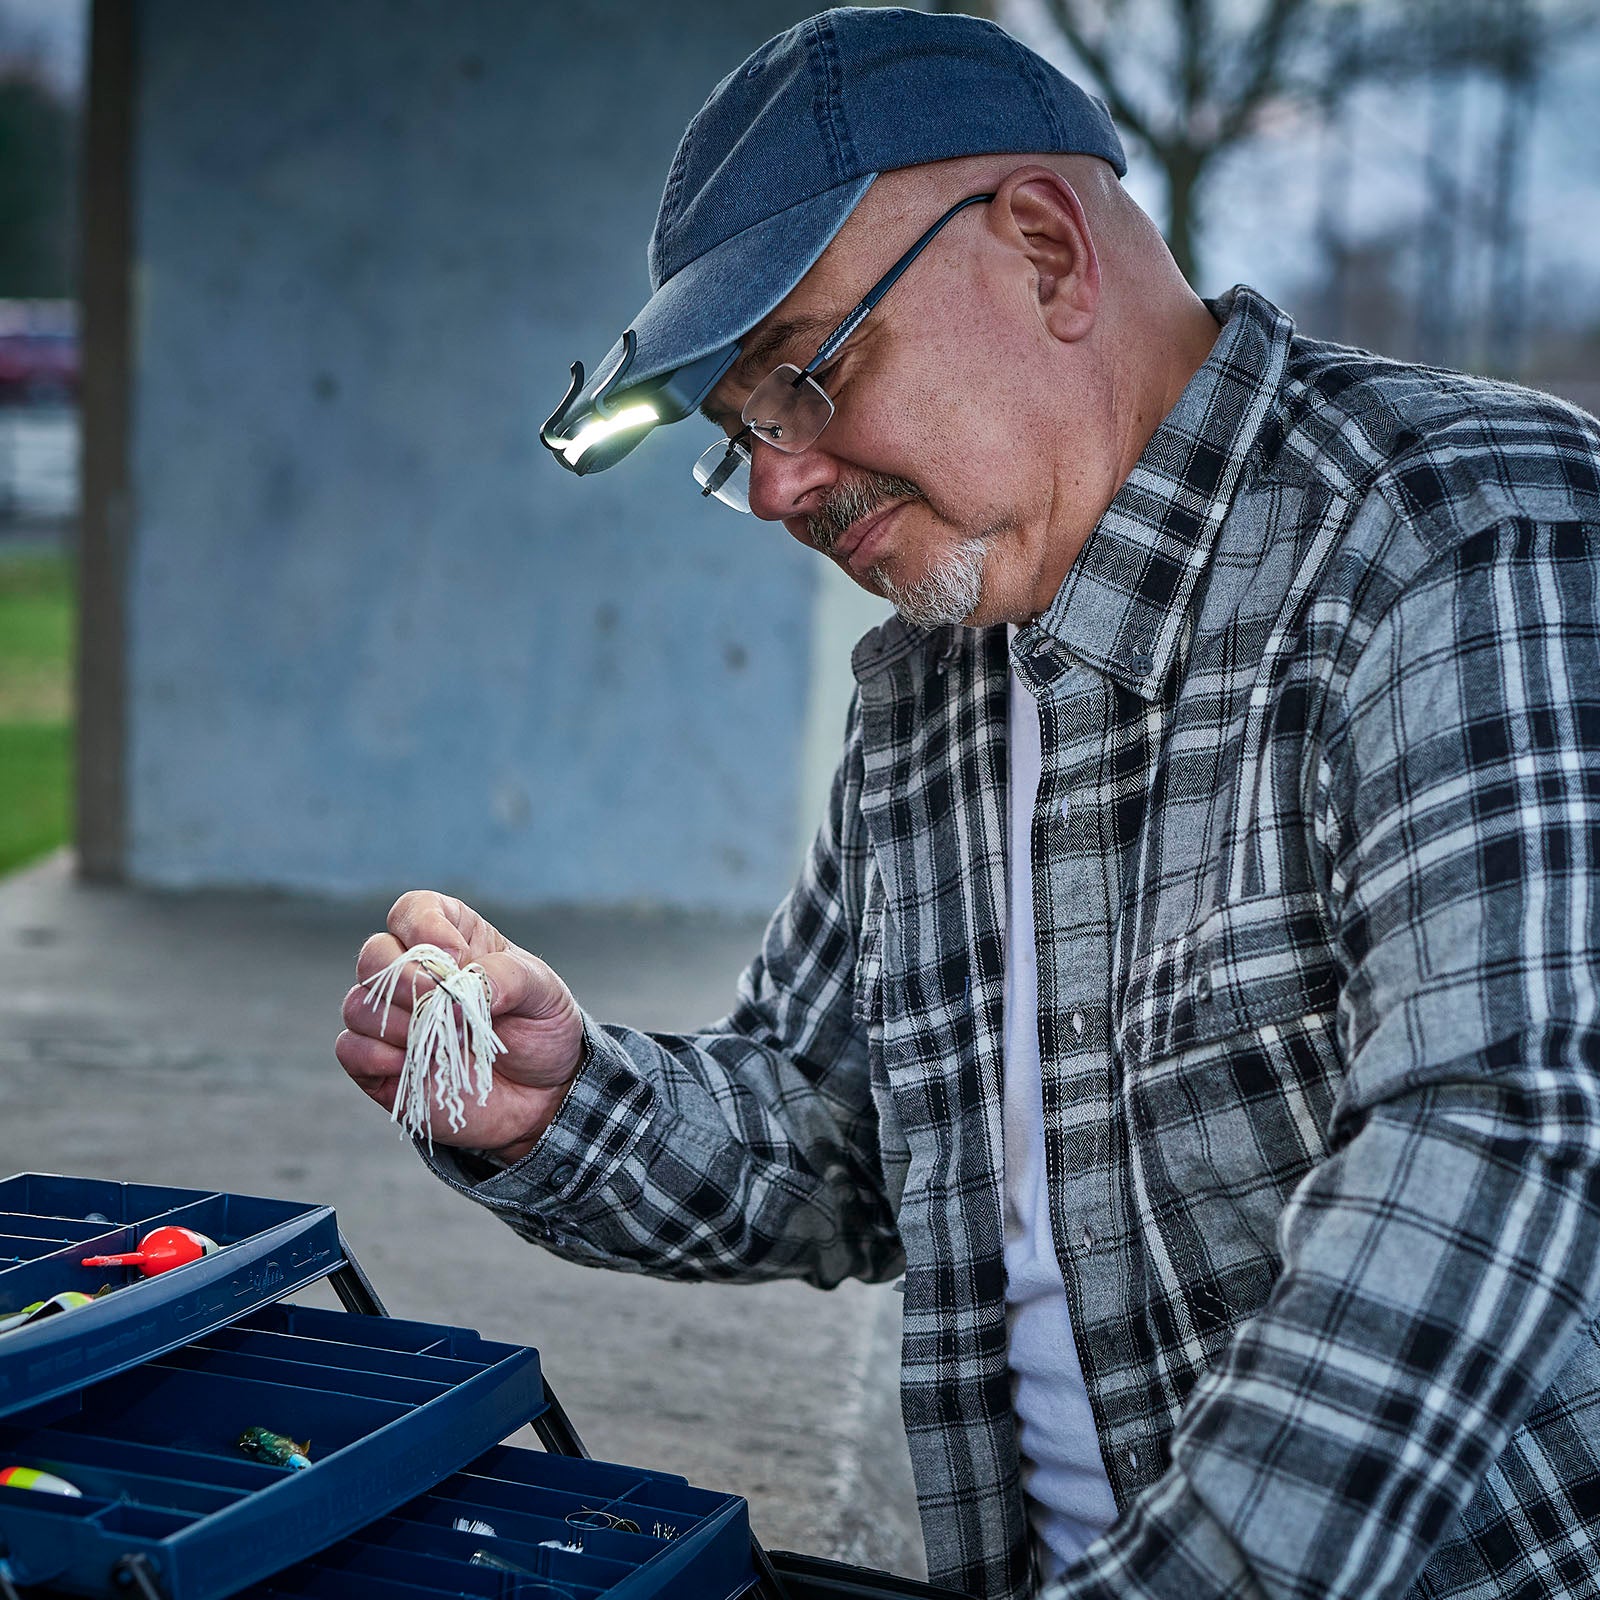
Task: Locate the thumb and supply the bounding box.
[473,946,573,1023]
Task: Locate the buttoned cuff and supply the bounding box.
[419,1013,659,1217]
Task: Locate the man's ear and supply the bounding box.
[992,166,1100,343]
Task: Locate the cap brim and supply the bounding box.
[570,171,878,429]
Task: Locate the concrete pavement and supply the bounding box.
[0,851,924,1577]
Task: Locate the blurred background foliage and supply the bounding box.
[0,68,76,297]
[0,1,77,298]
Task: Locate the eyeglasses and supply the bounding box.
[692,191,995,513]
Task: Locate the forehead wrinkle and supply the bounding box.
[699,308,842,427]
[737,309,840,383]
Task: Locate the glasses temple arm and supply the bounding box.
[805,191,996,373]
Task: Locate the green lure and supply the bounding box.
[0,1285,115,1336]
[237,1427,312,1471]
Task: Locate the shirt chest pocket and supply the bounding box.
[1114,891,1345,1314]
[1117,890,1340,1066]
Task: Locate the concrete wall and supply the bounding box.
[121,0,859,913]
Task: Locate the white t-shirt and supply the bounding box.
[1003,634,1119,1578]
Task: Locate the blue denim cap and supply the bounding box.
[541,5,1125,474]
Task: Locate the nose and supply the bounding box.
[745,436,840,531]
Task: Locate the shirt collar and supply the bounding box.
[1019,284,1294,700]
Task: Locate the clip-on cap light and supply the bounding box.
[537,8,1125,483]
[539,331,738,476]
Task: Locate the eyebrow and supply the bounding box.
[697,309,841,427]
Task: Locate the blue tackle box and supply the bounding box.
[229,1444,755,1599]
[0,1176,761,1600]
[0,1175,343,1417]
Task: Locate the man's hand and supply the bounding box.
[336,891,585,1163]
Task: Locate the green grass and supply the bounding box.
[0,545,73,875]
[0,722,72,875]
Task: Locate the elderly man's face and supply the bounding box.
[700,168,1113,627]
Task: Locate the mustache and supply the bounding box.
[807,473,923,556]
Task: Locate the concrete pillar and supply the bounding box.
[86,0,874,914]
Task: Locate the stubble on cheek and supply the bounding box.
[806,472,924,556]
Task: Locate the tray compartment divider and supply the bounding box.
[2,1178,762,1599]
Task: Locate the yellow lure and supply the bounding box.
[0,1465,83,1496]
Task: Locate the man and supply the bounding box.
[336,9,1600,1598]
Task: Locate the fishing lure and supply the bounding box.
[0,1290,100,1335]
[237,1427,312,1471]
[361,943,506,1146]
[82,1226,219,1277]
[469,1548,582,1591]
[0,1466,82,1497]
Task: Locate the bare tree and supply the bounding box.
[1028,0,1595,297]
[1365,0,1588,373]
[1032,0,1340,283]
[1479,0,1538,374]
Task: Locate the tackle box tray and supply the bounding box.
[0,1176,342,1416]
[230,1442,754,1600]
[0,1303,546,1600]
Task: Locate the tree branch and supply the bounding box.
[1177,0,1211,120]
[1215,0,1315,146]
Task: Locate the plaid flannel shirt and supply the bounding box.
[429,286,1600,1600]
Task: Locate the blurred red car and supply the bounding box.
[0,328,79,404]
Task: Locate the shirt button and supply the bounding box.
[549,1162,576,1187]
[1128,1448,1140,1470]
[1070,1010,1086,1040]
[1058,798,1070,823]
[1081,1225,1093,1253]
[1196,972,1212,1003]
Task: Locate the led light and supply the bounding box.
[559,403,659,468]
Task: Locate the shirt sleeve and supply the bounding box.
[1046,517,1600,1598]
[419,690,905,1292]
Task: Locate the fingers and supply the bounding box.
[334,1028,403,1110]
[342,900,583,1136]
[355,932,406,986]
[342,983,413,1042]
[386,892,466,963]
[386,890,505,964]
[474,948,566,1021]
[358,893,510,1004]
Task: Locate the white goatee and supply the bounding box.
[875,536,988,627]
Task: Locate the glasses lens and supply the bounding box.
[692,436,751,512]
[743,364,833,452]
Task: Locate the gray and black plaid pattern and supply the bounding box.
[429,287,1600,1600]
